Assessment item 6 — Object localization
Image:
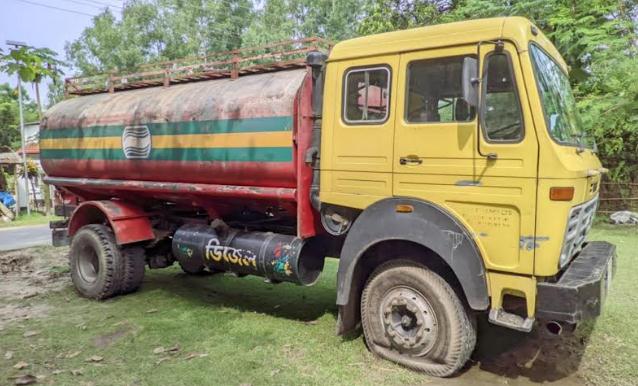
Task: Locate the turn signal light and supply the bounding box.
[550,187,574,201]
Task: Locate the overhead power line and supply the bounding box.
[58,0,123,10]
[75,0,124,9]
[13,0,98,17]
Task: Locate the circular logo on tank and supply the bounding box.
[122,125,152,159]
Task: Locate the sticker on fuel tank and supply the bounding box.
[122,125,152,159]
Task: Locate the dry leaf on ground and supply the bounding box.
[65,351,81,359]
[13,361,29,369]
[13,374,37,385]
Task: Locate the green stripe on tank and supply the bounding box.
[40,116,294,139]
[40,147,293,163]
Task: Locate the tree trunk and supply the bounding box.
[34,81,43,121]
[30,176,38,211]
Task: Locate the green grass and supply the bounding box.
[0,260,426,385]
[567,225,638,386]
[0,213,61,228]
[0,225,636,385]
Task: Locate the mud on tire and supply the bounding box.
[69,224,125,300]
[360,260,476,377]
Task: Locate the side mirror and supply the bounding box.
[462,57,478,107]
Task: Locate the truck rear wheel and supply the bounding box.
[69,224,125,300]
[360,260,476,377]
[121,247,146,294]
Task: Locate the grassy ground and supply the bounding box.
[0,213,61,228]
[0,225,636,385]
[565,224,638,385]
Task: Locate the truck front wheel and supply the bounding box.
[360,260,476,377]
[69,224,125,300]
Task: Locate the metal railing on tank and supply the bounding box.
[64,37,332,96]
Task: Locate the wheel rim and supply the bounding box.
[379,286,438,356]
[77,245,100,283]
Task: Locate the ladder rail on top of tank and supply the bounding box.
[64,37,332,96]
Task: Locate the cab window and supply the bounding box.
[406,56,476,123]
[343,67,390,124]
[482,53,523,142]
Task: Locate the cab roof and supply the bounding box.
[329,17,567,72]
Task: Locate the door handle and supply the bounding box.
[399,155,423,165]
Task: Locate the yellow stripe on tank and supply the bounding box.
[40,131,293,150]
[153,131,292,148]
[40,137,122,150]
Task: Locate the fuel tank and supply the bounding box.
[40,69,308,188]
[172,224,325,285]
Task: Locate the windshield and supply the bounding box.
[529,44,592,148]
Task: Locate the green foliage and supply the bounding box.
[46,79,66,109]
[0,45,64,119]
[66,1,255,75]
[0,83,38,148]
[358,0,452,35]
[0,46,63,84]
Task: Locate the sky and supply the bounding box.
[0,0,123,106]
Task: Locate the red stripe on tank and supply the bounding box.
[42,159,296,188]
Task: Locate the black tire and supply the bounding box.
[69,224,125,300]
[361,260,476,377]
[121,247,146,294]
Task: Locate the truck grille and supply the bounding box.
[559,196,598,268]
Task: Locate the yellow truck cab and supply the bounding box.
[317,16,615,376]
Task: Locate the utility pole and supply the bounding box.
[6,40,30,215]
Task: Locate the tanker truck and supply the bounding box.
[42,17,615,377]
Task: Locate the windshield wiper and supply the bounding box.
[568,133,586,154]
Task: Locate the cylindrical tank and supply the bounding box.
[40,69,307,188]
[172,224,325,285]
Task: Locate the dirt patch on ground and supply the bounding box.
[0,247,70,329]
[443,318,589,385]
[93,322,136,348]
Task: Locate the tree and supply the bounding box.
[66,0,256,75]
[241,0,296,47]
[0,83,38,148]
[358,0,454,35]
[289,0,368,40]
[0,46,63,119]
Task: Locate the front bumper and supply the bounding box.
[536,241,616,324]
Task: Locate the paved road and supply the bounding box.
[0,224,52,251]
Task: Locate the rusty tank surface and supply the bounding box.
[42,65,319,237]
[41,69,305,187]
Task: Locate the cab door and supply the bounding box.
[320,55,399,209]
[392,43,538,275]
